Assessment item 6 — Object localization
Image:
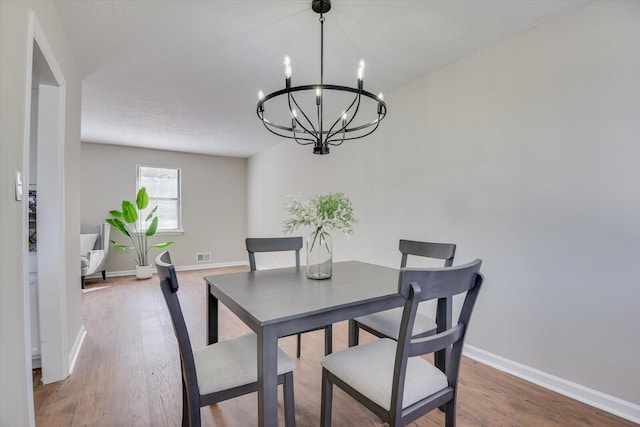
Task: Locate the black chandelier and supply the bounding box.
[256,0,387,155]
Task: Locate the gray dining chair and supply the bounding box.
[349,239,456,344]
[156,251,296,427]
[246,237,333,357]
[321,259,484,427]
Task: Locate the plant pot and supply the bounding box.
[136,264,153,280]
[306,230,332,279]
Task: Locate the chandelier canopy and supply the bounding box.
[256,0,387,155]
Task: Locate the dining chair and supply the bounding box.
[156,251,296,427]
[348,239,456,346]
[246,237,333,357]
[321,259,483,427]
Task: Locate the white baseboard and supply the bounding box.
[463,345,640,424]
[68,325,87,375]
[89,261,249,279]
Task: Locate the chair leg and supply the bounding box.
[444,398,456,427]
[296,333,302,358]
[348,319,359,347]
[320,369,333,427]
[324,325,333,355]
[283,372,296,427]
[101,270,106,280]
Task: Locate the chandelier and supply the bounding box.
[256,0,387,155]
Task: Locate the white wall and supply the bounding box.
[81,142,248,272]
[248,0,640,410]
[1,1,82,425]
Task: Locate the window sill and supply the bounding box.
[155,229,184,236]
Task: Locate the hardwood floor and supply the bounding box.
[33,268,634,426]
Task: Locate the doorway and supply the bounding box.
[25,13,69,388]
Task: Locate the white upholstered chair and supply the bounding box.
[80,223,110,288]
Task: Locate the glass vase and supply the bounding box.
[306,229,332,279]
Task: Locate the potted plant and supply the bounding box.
[283,192,356,279]
[106,187,173,279]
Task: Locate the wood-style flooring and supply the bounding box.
[33,268,634,426]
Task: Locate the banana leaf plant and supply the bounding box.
[106,187,173,266]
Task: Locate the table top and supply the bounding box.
[205,261,403,331]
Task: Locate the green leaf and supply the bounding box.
[145,205,158,222]
[136,187,149,210]
[106,218,130,237]
[151,241,173,249]
[109,210,123,218]
[122,200,138,224]
[110,240,129,253]
[146,216,158,236]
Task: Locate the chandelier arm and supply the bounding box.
[327,116,381,145]
[291,124,316,146]
[261,120,317,144]
[325,92,360,138]
[288,92,318,135]
[293,135,316,146]
[339,113,385,133]
[326,91,363,140]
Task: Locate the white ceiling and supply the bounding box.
[55,0,589,158]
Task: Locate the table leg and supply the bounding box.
[258,326,279,427]
[207,283,219,345]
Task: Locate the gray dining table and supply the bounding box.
[204,260,404,427]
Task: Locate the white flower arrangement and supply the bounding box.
[282,192,357,241]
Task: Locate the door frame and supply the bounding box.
[22,10,69,393]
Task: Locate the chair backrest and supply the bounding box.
[399,239,456,268]
[390,259,483,416]
[245,237,303,271]
[155,251,201,416]
[81,222,110,253]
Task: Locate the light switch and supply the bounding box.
[15,171,23,201]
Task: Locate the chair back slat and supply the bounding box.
[407,324,465,358]
[399,239,456,268]
[397,259,482,301]
[246,237,302,271]
[155,251,201,419]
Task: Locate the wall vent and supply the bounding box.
[196,252,212,263]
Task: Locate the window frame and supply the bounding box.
[136,165,183,234]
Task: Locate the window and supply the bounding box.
[137,166,181,232]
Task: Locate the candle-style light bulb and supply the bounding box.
[284,55,292,79]
[377,92,384,100]
[291,109,298,129]
[357,59,366,81]
[342,112,348,125]
[316,88,322,105]
[258,90,265,100]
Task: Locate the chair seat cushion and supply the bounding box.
[321,338,448,411]
[355,308,436,340]
[194,333,296,395]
